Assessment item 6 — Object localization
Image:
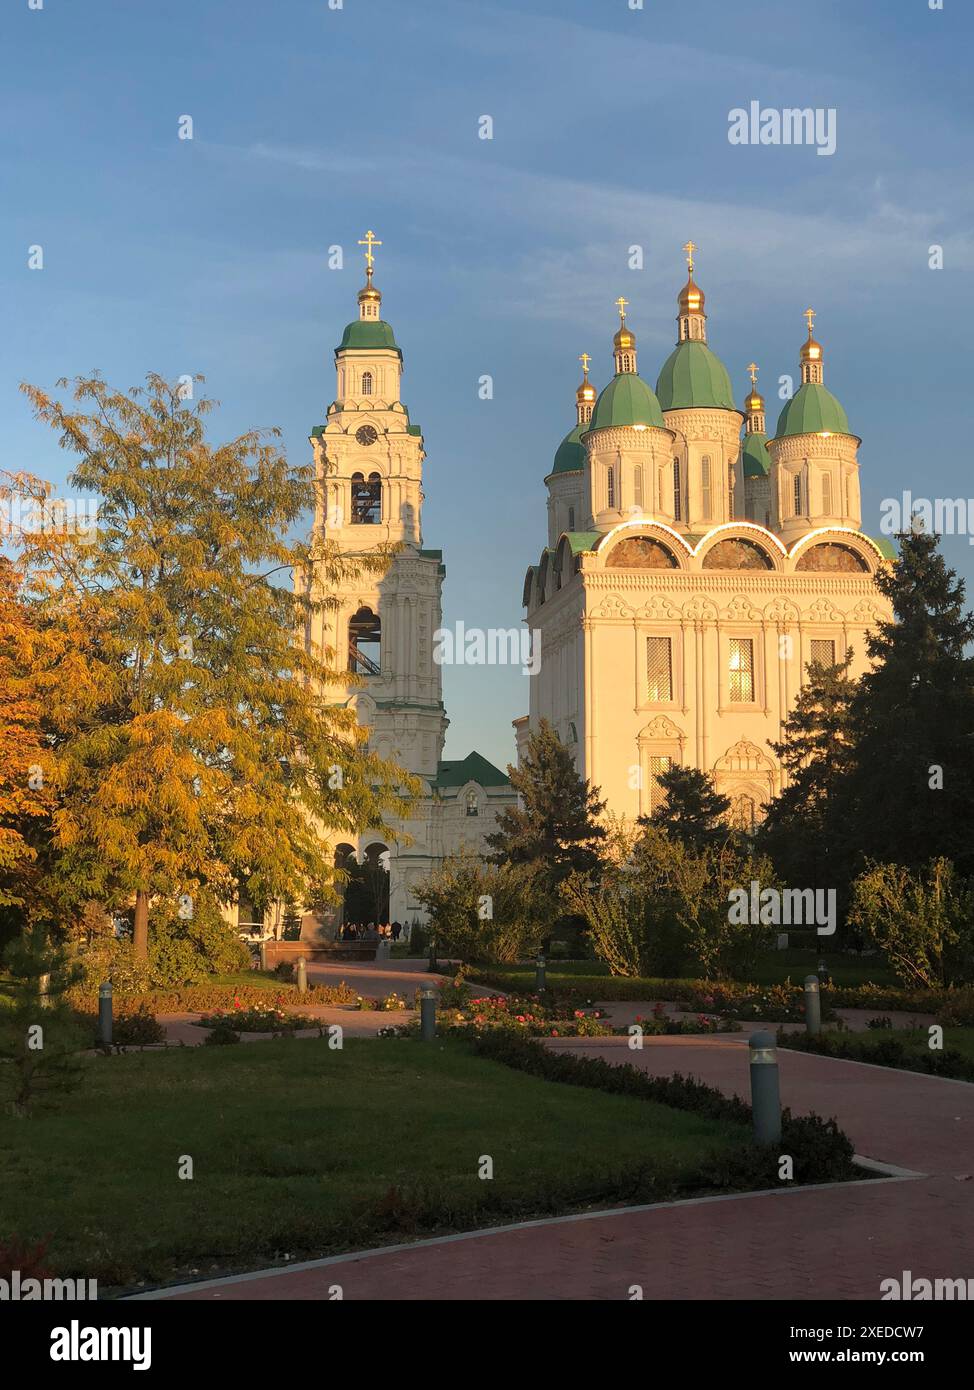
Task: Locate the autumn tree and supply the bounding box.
[13,374,415,957]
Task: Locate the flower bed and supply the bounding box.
[632,1003,741,1035]
[353,991,410,1012]
[198,1003,319,1033]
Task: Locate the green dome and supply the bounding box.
[775,382,850,439]
[589,373,665,432]
[655,341,737,412]
[337,319,401,354]
[742,431,770,478]
[550,422,585,476]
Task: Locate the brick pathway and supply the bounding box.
[136,1033,974,1301]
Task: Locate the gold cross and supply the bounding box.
[358,229,382,271]
[683,240,697,273]
[614,296,629,322]
[747,362,759,386]
[804,307,816,336]
[579,351,591,377]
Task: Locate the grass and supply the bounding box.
[0,1036,750,1291]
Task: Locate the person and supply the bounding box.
[391,920,402,941]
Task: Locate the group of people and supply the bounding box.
[340,920,407,942]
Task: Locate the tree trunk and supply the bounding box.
[133,889,149,959]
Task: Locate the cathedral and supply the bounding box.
[296,234,516,932]
[515,244,895,829]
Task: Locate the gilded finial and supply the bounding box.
[579,351,592,379]
[682,240,697,275]
[614,296,629,324]
[804,306,816,337]
[747,362,759,387]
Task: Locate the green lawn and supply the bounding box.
[785,1025,974,1067]
[475,949,898,995]
[0,1036,749,1291]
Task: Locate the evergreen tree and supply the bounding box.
[0,928,85,1116]
[641,764,731,848]
[759,649,858,894]
[845,528,974,876]
[13,375,416,957]
[486,719,606,895]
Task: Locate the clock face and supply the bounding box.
[355,424,378,446]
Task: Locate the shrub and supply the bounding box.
[198,1005,316,1033]
[149,894,251,986]
[413,858,546,965]
[779,1027,974,1082]
[111,1005,165,1049]
[203,1022,240,1045]
[849,858,974,989]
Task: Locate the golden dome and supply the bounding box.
[744,387,765,413]
[577,379,596,403]
[678,277,705,314]
[613,325,636,350]
[800,335,823,364]
[358,281,382,303]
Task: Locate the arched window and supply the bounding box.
[673,459,682,521]
[701,456,712,519]
[730,794,756,835]
[348,607,381,675]
[793,473,802,516]
[568,505,575,531]
[607,466,615,509]
[361,370,374,395]
[351,471,381,524]
[465,790,479,818]
[821,473,833,514]
[634,465,643,509]
[727,463,735,519]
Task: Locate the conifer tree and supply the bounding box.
[486,718,606,894]
[641,764,731,849]
[13,375,415,957]
[759,649,858,892]
[845,528,974,876]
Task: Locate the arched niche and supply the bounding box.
[605,536,679,570]
[701,537,775,571]
[795,542,870,573]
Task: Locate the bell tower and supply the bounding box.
[299,232,448,782]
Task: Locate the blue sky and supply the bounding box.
[2,0,972,768]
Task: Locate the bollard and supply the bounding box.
[418,985,437,1041]
[748,1029,781,1145]
[259,941,268,972]
[296,956,307,993]
[535,952,546,993]
[803,974,821,1036]
[98,981,113,1047]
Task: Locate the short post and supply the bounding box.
[296,956,307,994]
[803,974,821,1036]
[98,981,113,1047]
[748,1029,781,1145]
[535,952,546,993]
[259,941,268,972]
[418,984,437,1042]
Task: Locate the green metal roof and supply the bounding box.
[589,373,665,432]
[336,319,402,354]
[564,530,600,554]
[742,431,771,478]
[656,341,736,412]
[868,535,897,560]
[550,422,585,476]
[435,750,510,789]
[775,382,851,439]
